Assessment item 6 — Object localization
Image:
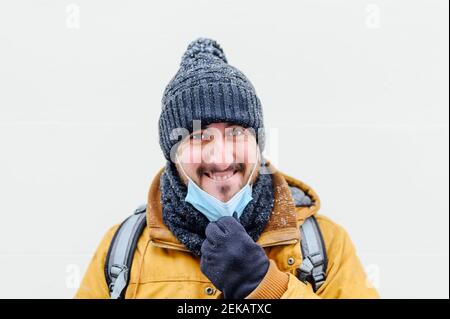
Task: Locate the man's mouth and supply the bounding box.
[203,169,239,182]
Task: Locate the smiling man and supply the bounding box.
[75,38,379,299]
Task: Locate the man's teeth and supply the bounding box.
[208,171,235,181]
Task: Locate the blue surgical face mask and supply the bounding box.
[176,153,259,222]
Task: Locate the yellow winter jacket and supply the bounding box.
[75,164,379,299]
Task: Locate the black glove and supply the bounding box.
[200,215,270,299]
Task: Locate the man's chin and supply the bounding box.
[200,171,244,201]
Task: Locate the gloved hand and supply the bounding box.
[200,215,270,299]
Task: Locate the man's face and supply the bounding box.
[175,122,260,202]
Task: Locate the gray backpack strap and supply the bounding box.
[105,204,147,299]
[297,215,328,292]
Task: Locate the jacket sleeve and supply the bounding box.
[74,225,120,299]
[245,222,380,299]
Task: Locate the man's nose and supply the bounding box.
[204,133,234,166]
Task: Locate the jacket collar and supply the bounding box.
[146,161,321,252]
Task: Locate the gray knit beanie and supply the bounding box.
[158,38,265,160]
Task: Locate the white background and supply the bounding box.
[0,0,448,298]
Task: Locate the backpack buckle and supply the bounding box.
[297,253,326,291]
[109,265,129,298]
[110,264,128,278]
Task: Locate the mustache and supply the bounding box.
[197,162,245,177]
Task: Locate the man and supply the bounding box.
[75,38,379,299]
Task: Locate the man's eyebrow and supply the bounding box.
[201,123,239,130]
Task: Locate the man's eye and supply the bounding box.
[191,131,211,141]
[229,127,244,137]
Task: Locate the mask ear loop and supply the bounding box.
[175,150,196,187]
[246,147,261,187]
[232,148,260,221]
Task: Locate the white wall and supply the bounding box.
[0,0,448,298]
